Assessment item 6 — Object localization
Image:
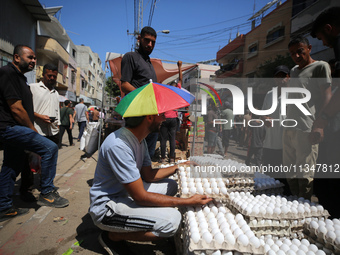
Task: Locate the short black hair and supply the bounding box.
[43,63,58,74]
[13,45,31,59]
[124,116,146,128]
[79,98,84,102]
[311,7,340,38]
[288,36,310,48]
[64,100,71,106]
[140,26,157,38]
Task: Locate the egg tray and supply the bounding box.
[252,187,284,196]
[182,207,265,255]
[182,219,264,254]
[252,227,305,239]
[178,185,229,202]
[226,193,330,221]
[303,222,340,254]
[303,235,339,255]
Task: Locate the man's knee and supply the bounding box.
[157,209,181,237]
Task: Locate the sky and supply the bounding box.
[40,0,285,69]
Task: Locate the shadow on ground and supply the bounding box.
[76,213,178,255]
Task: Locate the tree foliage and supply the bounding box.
[257,53,295,78]
[105,76,121,97]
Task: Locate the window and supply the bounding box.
[72,49,76,58]
[248,43,258,53]
[266,27,285,44]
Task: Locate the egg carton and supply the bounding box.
[227,192,330,221]
[182,205,264,254]
[252,187,284,196]
[303,218,340,254]
[263,236,328,255]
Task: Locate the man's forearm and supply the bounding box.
[121,81,136,94]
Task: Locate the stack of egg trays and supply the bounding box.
[181,205,265,255]
[223,177,255,193]
[303,218,340,254]
[226,193,330,238]
[177,167,229,202]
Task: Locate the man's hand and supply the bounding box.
[177,60,182,68]
[187,194,213,206]
[309,127,324,145]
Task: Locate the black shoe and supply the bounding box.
[98,231,134,255]
[20,191,37,202]
[37,189,69,208]
[0,206,29,222]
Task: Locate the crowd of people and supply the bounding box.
[1,6,340,255]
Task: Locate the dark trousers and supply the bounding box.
[20,134,59,194]
[245,147,262,167]
[59,125,73,148]
[77,121,87,140]
[160,118,178,159]
[145,132,159,160]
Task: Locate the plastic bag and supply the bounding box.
[28,152,41,173]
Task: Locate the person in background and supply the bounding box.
[92,107,100,122]
[283,36,332,200]
[221,101,234,158]
[245,113,266,167]
[159,61,182,163]
[309,7,340,218]
[261,65,291,195]
[20,63,60,202]
[0,45,69,222]
[121,26,159,160]
[59,100,74,149]
[74,98,89,141]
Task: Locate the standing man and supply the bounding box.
[0,45,69,222]
[59,100,74,148]
[205,100,219,154]
[20,63,60,202]
[309,7,340,218]
[89,114,212,254]
[221,101,234,158]
[283,36,332,200]
[261,65,291,195]
[74,98,89,141]
[121,26,159,160]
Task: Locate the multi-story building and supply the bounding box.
[76,45,105,106]
[291,0,339,62]
[0,0,50,83]
[36,7,78,103]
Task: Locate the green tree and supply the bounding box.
[105,76,121,97]
[257,53,295,78]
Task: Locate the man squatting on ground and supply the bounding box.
[0,45,69,222]
[89,113,212,254]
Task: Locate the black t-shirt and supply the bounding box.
[0,63,34,130]
[121,50,157,89]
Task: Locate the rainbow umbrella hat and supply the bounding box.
[115,81,195,117]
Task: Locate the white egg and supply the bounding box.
[211,206,219,215]
[309,244,318,253]
[314,251,326,255]
[299,244,309,253]
[199,221,208,230]
[300,239,310,246]
[203,206,210,214]
[189,187,197,194]
[237,234,249,246]
[203,182,210,189]
[296,251,306,255]
[319,226,328,235]
[292,238,301,246]
[214,232,225,244]
[202,231,213,244]
[218,206,227,213]
[182,187,189,195]
[191,231,200,243]
[233,228,243,238]
[249,236,260,248]
[326,231,336,241]
[275,240,283,247]
[220,187,228,195]
[205,188,212,195]
[277,251,286,255]
[197,187,204,195]
[211,227,220,236]
[224,233,236,245]
[212,251,222,255]
[291,244,299,252]
[270,243,280,252]
[213,187,220,195]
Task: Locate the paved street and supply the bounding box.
[0,126,248,255]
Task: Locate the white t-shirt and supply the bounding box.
[29,81,60,136]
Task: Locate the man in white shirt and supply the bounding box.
[21,63,60,202]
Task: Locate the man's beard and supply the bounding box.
[148,120,161,133]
